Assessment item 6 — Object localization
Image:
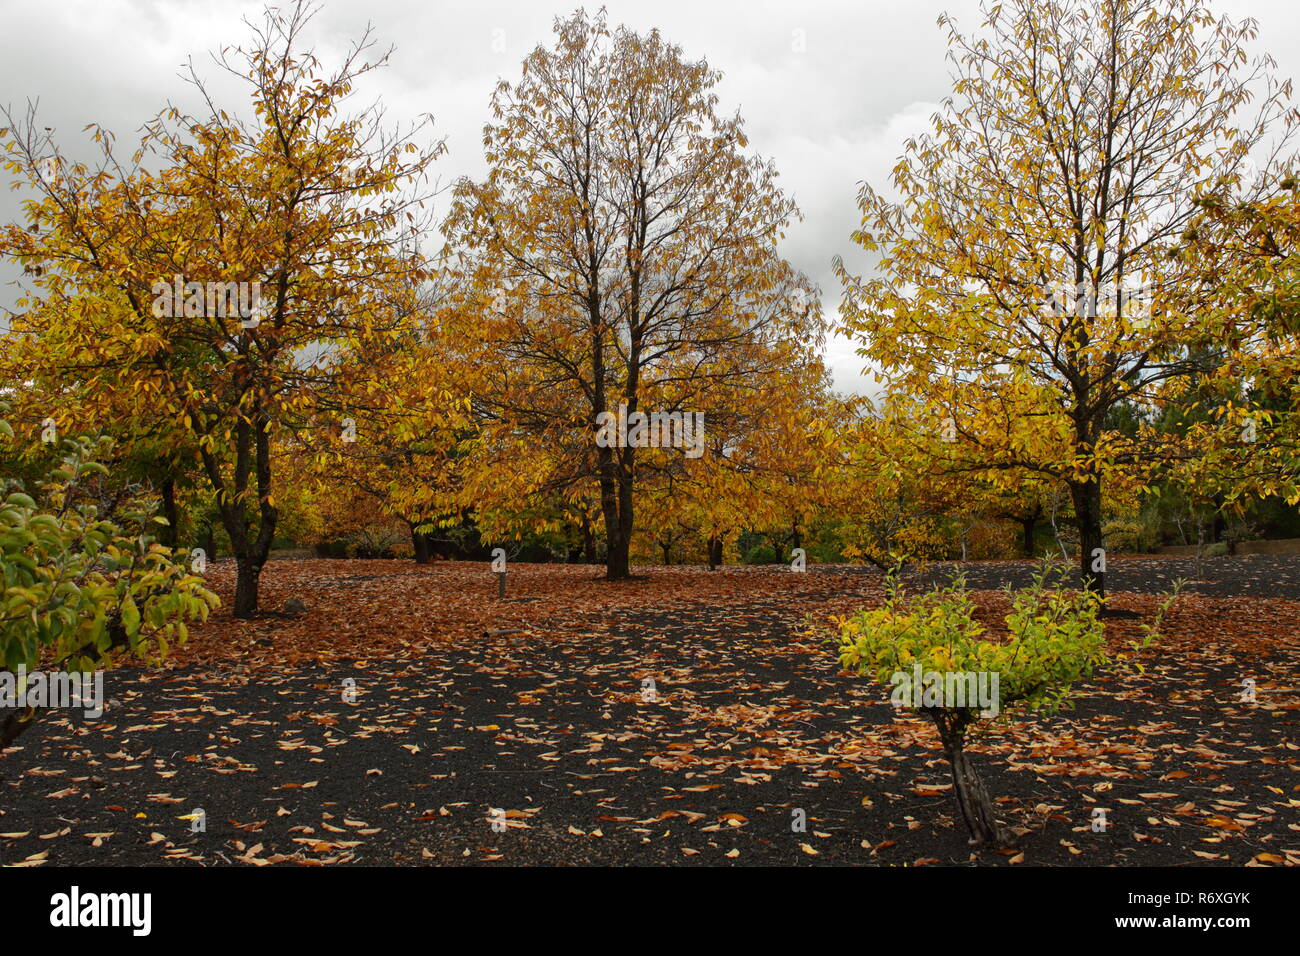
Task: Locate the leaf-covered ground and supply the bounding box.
[1,558,1296,866]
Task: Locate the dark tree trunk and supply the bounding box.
[1021,517,1036,558]
[0,704,34,751]
[233,558,261,618]
[946,744,1006,846]
[408,520,431,564]
[1070,477,1105,598]
[159,477,179,548]
[591,301,634,581]
[581,515,597,564]
[660,540,672,565]
[201,410,277,617]
[605,530,631,579]
[598,449,634,581]
[706,535,724,570]
[929,708,1008,847]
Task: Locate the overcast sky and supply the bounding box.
[1,0,1297,395]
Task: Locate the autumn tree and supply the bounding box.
[837,0,1295,596]
[988,479,1057,559]
[823,397,968,570]
[442,9,826,580]
[631,347,841,568]
[1163,175,1300,512]
[0,0,442,614]
[305,347,472,563]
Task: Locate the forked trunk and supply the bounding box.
[599,468,634,581]
[945,743,1008,847]
[930,708,1010,847]
[202,411,278,617]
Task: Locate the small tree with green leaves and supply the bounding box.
[1,418,218,750]
[833,567,1172,846]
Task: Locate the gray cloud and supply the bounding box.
[2,0,1297,397]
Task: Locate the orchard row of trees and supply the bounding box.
[3,0,1300,617]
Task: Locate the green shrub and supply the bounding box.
[743,544,777,565]
[832,564,1174,846]
[1,421,218,748]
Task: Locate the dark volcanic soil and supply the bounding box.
[1,557,1296,866]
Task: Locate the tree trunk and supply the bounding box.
[581,515,597,564]
[660,540,672,565]
[159,477,179,548]
[929,709,1008,847]
[1070,477,1105,598]
[233,558,261,618]
[605,537,630,578]
[946,744,1007,847]
[605,531,630,579]
[201,411,278,617]
[408,520,431,564]
[1018,517,1033,558]
[710,536,724,569]
[0,703,34,751]
[598,452,634,581]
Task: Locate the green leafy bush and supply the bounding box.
[1,422,218,748]
[833,565,1172,846]
[742,544,777,565]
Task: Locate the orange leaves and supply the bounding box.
[1248,852,1291,866]
[436,10,832,570]
[3,551,1295,868]
[1202,815,1246,832]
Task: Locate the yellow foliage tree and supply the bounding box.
[836,0,1293,596]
